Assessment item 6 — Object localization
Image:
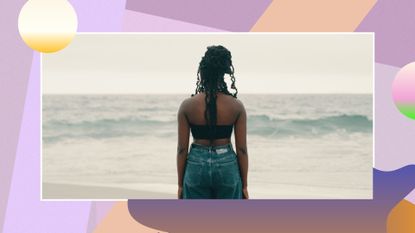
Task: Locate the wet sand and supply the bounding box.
[42,182,175,199]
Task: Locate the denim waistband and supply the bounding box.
[190,143,233,154]
[188,143,236,162]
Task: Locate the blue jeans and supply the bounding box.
[182,143,243,199]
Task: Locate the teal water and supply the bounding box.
[42,94,373,198]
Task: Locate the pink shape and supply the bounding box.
[87,202,116,232]
[356,0,415,67]
[3,54,91,233]
[122,10,226,32]
[125,0,272,31]
[405,189,415,205]
[375,63,415,171]
[69,0,127,31]
[392,62,415,103]
[0,0,34,230]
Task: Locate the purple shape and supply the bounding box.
[374,63,415,170]
[356,0,415,67]
[128,166,415,233]
[373,166,415,202]
[123,10,226,32]
[0,0,34,230]
[125,0,272,31]
[87,202,116,232]
[69,0,127,31]
[3,54,91,233]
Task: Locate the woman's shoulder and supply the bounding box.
[233,98,245,113]
[179,94,200,110]
[220,93,244,107]
[234,97,244,107]
[179,96,192,107]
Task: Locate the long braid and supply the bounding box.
[207,76,218,139]
[192,68,201,97]
[192,45,238,141]
[229,64,238,98]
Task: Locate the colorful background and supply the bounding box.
[1,0,415,232]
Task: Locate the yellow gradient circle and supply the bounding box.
[18,0,78,53]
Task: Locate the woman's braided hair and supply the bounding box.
[192,45,238,141]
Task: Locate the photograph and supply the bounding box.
[42,33,373,199]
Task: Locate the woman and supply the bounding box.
[176,45,249,199]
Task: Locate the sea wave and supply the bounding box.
[43,117,175,142]
[43,114,372,142]
[248,114,372,137]
[45,117,173,128]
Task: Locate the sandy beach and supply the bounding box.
[42,181,372,200]
[42,182,176,199]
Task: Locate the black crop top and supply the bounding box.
[189,123,233,139]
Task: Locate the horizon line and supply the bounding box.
[42,92,373,95]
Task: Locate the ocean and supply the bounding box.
[42,94,373,199]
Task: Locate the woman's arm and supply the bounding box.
[177,100,190,199]
[234,100,249,199]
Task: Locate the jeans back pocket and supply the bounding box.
[217,159,241,187]
[184,160,204,187]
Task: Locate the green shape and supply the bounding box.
[397,103,415,120]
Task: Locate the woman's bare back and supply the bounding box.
[182,92,243,146]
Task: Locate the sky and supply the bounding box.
[43,33,373,94]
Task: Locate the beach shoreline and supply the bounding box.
[42,182,176,199]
